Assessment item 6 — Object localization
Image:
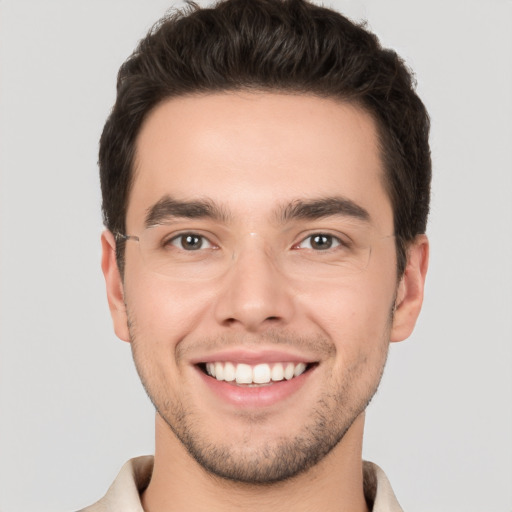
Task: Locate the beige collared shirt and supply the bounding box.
[79,456,403,512]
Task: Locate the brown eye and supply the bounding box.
[169,233,212,250]
[298,234,341,251]
[310,234,333,250]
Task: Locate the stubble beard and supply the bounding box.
[159,384,382,485]
[128,321,391,485]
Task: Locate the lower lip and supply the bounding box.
[196,366,313,408]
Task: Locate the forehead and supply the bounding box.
[128,92,392,232]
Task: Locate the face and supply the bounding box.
[103,93,427,484]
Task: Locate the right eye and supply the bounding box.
[166,233,214,251]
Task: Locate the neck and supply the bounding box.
[141,413,370,512]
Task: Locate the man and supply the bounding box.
[84,0,430,510]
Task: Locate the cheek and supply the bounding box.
[295,280,393,421]
[312,281,394,394]
[297,276,395,351]
[123,273,215,345]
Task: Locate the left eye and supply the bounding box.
[297,234,342,251]
[168,233,213,251]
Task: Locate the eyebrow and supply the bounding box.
[144,195,370,229]
[278,197,370,223]
[144,196,230,228]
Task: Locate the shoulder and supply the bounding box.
[77,456,154,512]
[363,461,404,512]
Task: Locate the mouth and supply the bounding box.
[197,361,317,386]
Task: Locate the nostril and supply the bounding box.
[222,315,282,328]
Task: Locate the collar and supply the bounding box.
[80,456,403,512]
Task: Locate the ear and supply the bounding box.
[390,234,429,342]
[101,230,130,342]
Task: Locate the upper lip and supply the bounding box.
[189,348,318,365]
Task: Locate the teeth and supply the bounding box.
[284,362,295,380]
[214,362,224,381]
[271,364,284,381]
[294,362,307,377]
[235,363,253,384]
[253,363,271,384]
[204,361,308,385]
[223,362,236,382]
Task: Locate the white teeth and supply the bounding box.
[214,362,224,381]
[253,363,271,384]
[284,362,295,380]
[204,361,309,385]
[223,362,236,382]
[235,363,253,384]
[294,362,307,377]
[271,363,284,381]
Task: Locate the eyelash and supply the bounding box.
[163,232,349,252]
[294,233,347,251]
[165,233,216,251]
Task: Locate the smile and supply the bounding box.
[203,361,310,385]
[194,355,319,407]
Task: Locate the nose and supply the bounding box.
[213,238,295,332]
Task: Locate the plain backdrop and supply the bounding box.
[0,1,511,511]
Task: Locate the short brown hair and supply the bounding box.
[99,0,431,276]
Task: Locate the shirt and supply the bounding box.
[78,456,403,512]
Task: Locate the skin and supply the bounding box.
[102,93,428,512]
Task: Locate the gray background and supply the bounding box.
[0,1,511,511]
